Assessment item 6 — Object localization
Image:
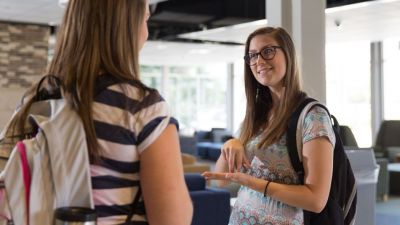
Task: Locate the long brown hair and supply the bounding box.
[239,27,306,148]
[10,0,148,162]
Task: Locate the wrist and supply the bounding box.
[263,180,271,197]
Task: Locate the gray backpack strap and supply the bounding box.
[286,98,318,182]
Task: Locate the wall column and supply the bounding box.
[266,0,326,103]
[371,41,384,143]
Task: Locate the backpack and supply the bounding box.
[0,75,94,225]
[286,98,357,225]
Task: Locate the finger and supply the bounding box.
[202,172,230,180]
[243,155,251,168]
[236,156,243,172]
[221,148,228,161]
[228,150,235,173]
[225,172,240,183]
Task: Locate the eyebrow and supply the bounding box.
[248,44,278,53]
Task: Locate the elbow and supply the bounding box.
[188,202,194,224]
[308,198,328,213]
[180,194,194,225]
[185,199,194,221]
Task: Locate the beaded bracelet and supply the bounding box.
[263,180,271,197]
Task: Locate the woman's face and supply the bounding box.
[139,2,150,50]
[248,34,287,92]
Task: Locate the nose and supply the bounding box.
[256,53,267,65]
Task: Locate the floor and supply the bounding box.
[376,196,400,225]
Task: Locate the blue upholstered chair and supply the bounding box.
[194,128,232,161]
[184,173,230,225]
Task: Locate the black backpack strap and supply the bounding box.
[125,186,142,223]
[31,75,63,102]
[286,98,317,184]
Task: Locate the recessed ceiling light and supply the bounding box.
[156,44,168,50]
[189,49,210,55]
[59,0,69,8]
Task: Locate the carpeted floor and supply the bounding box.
[376,197,400,225]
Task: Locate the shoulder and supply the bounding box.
[95,81,166,114]
[305,105,331,124]
[302,104,336,146]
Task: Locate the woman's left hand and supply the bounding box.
[202,171,256,187]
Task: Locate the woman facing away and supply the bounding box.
[203,27,335,225]
[12,0,193,224]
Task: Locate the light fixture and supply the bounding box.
[58,0,69,8]
[334,19,343,30]
[189,49,210,55]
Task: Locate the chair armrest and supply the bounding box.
[184,173,206,191]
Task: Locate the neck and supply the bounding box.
[270,87,284,107]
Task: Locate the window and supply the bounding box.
[141,65,162,90]
[141,64,228,134]
[233,60,246,134]
[326,41,371,147]
[383,38,400,120]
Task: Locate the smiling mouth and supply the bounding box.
[257,67,272,74]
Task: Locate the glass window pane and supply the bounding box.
[233,60,246,134]
[141,65,162,90]
[326,41,371,147]
[383,38,400,120]
[141,64,228,134]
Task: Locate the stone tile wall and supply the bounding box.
[0,22,50,129]
[0,22,50,88]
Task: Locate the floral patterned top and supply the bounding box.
[229,106,336,225]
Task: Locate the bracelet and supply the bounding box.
[263,180,271,197]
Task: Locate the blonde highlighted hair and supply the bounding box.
[11,0,149,162]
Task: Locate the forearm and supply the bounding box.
[246,178,327,213]
[214,156,230,187]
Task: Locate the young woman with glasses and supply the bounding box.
[203,27,335,225]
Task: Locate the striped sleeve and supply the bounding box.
[134,93,177,154]
[94,83,178,154]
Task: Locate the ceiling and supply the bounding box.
[0,0,400,65]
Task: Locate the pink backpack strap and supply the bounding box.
[17,141,31,225]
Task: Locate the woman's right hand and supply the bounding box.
[221,138,250,172]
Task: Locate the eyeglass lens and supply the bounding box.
[245,46,279,65]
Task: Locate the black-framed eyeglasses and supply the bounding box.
[244,46,282,66]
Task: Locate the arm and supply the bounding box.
[204,136,333,213]
[266,137,333,212]
[140,124,193,225]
